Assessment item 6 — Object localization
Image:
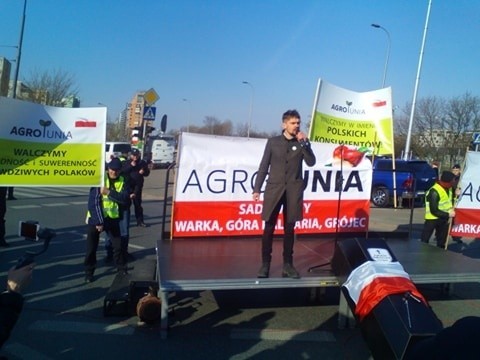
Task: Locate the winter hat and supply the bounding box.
[107,157,122,170]
[440,171,455,183]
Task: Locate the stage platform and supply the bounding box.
[156,232,480,336]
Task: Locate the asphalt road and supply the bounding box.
[1,170,479,359]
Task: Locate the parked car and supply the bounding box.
[105,142,132,163]
[371,158,437,207]
[143,135,176,168]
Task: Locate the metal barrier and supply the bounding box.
[161,161,176,238]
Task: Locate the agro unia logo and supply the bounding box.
[10,119,73,139]
[331,101,366,115]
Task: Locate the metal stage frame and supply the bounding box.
[156,233,480,337]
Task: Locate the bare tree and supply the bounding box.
[23,68,78,106]
[396,93,480,164]
[443,92,480,165]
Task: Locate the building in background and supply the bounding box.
[127,91,145,129]
[125,91,155,145]
[61,94,80,108]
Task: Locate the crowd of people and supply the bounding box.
[0,116,473,354]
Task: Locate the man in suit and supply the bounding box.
[252,109,316,279]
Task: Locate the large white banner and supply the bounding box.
[450,151,480,238]
[0,97,106,187]
[172,133,372,238]
[309,79,394,155]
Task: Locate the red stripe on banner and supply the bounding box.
[172,199,370,238]
[75,120,96,127]
[450,208,480,238]
[372,100,387,107]
[355,276,427,321]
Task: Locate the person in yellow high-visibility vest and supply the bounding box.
[84,158,130,283]
[420,171,456,248]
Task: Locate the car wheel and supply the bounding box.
[371,187,390,207]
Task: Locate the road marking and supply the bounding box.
[4,342,53,360]
[9,205,41,209]
[9,201,88,210]
[230,328,336,342]
[29,320,134,335]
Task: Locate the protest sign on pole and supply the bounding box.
[450,151,480,238]
[0,97,106,186]
[309,79,394,156]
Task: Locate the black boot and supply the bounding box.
[282,263,300,279]
[257,262,270,278]
[84,272,94,283]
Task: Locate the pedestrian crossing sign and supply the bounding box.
[472,132,480,145]
[143,106,156,121]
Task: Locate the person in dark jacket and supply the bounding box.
[0,263,34,348]
[450,164,462,243]
[420,171,456,248]
[84,158,130,282]
[252,109,316,279]
[104,152,134,262]
[122,148,150,227]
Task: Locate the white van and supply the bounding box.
[144,136,176,168]
[105,142,132,162]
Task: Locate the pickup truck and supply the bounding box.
[370,158,437,207]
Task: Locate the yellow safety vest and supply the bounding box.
[86,176,125,222]
[102,176,125,219]
[425,183,452,220]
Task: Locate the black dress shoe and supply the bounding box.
[137,222,147,227]
[282,263,300,279]
[85,274,94,283]
[117,268,128,275]
[257,262,270,278]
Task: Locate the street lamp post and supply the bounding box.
[371,23,391,88]
[12,0,27,99]
[242,81,254,138]
[182,98,191,132]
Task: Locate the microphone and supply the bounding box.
[297,134,309,148]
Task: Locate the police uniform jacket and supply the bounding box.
[253,134,316,223]
[122,159,150,192]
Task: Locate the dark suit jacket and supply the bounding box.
[253,134,316,223]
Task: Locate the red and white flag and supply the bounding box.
[343,260,426,321]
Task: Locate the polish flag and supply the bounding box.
[75,118,97,127]
[372,100,387,107]
[343,260,427,321]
